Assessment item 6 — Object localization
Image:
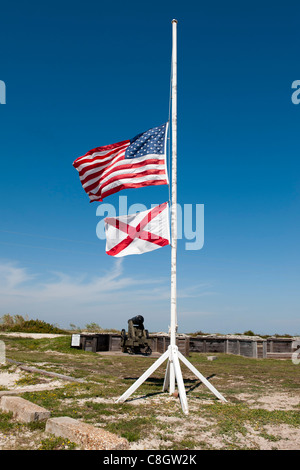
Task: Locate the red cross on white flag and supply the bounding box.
[104,202,170,257]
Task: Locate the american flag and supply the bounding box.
[73,123,169,202]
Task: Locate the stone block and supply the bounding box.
[0,396,50,422]
[45,416,129,450]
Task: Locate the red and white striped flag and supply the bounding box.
[73,123,169,202]
[105,202,170,257]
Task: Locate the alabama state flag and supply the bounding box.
[104,202,170,257]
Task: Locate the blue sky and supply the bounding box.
[0,0,299,335]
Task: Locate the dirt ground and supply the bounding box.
[1,367,300,450]
[0,333,299,450]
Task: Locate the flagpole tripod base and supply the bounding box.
[115,345,227,415]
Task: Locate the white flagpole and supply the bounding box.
[116,19,227,413]
[169,18,178,394]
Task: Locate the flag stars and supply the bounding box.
[125,123,167,159]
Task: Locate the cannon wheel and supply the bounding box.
[121,329,126,346]
[143,346,152,356]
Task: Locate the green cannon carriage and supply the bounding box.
[121,315,152,355]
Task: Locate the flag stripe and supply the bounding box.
[76,150,127,175]
[100,155,165,180]
[77,152,125,173]
[98,178,168,201]
[85,167,166,195]
[88,165,166,194]
[99,173,168,196]
[78,157,125,184]
[74,140,130,163]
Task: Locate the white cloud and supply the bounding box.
[0,262,36,290]
[0,260,215,330]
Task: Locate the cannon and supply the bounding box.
[121,315,152,355]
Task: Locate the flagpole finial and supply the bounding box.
[172,19,178,23]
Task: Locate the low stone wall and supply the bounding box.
[72,333,298,359]
[150,335,190,357]
[73,333,190,356]
[266,337,300,359]
[76,334,121,353]
[267,337,293,353]
[190,336,267,358]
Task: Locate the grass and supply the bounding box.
[105,416,156,442]
[38,435,77,450]
[0,411,14,432]
[199,402,300,434]
[0,333,299,450]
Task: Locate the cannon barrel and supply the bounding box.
[128,315,144,326]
